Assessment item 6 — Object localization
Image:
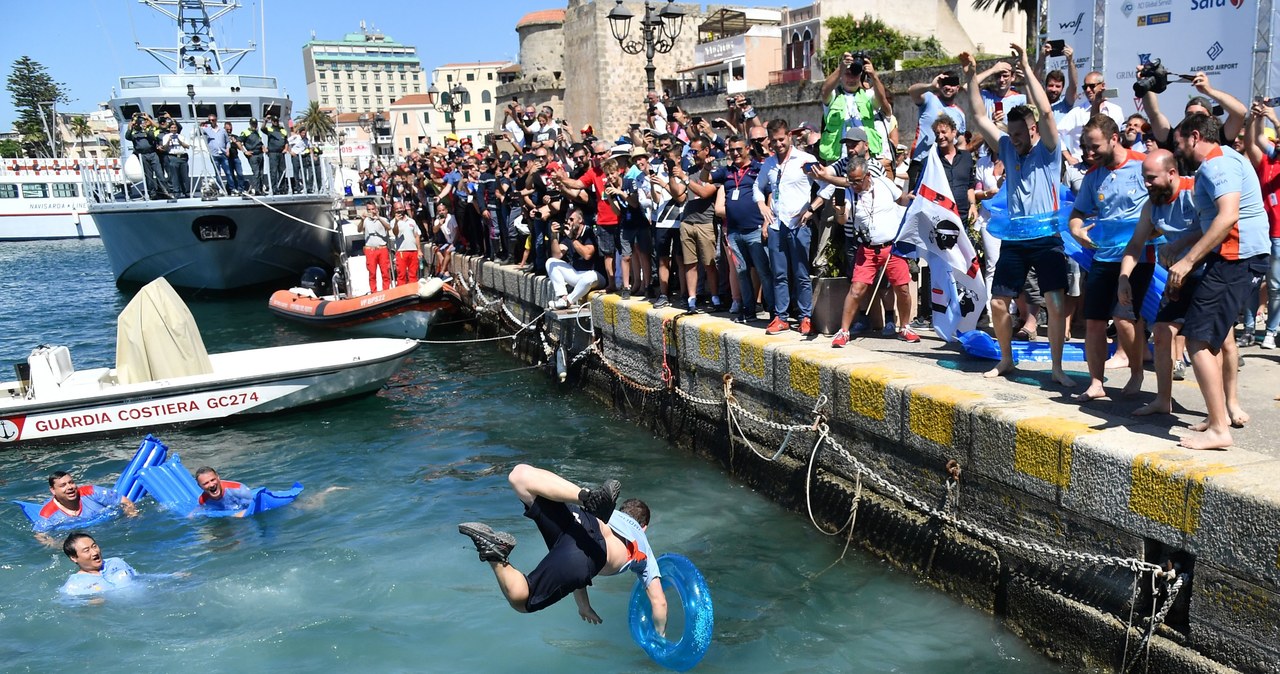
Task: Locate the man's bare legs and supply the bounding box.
[1180,339,1233,450]
[1044,289,1076,387]
[1134,321,1178,416]
[984,296,1016,378]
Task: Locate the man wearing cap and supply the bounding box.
[791,121,822,158]
[239,118,264,194]
[819,52,892,164]
[262,116,289,194]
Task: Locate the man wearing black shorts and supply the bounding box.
[459,464,668,635]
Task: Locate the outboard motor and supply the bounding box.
[299,267,331,296]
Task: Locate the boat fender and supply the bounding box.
[417,276,445,299]
[13,434,168,528]
[629,553,714,671]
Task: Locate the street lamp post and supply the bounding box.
[428,84,467,138]
[607,0,685,96]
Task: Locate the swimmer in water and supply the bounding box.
[194,466,256,516]
[459,464,668,636]
[32,471,139,545]
[59,532,137,597]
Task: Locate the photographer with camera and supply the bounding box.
[1134,62,1247,152]
[125,112,171,200]
[159,118,190,199]
[820,51,892,164]
[546,207,607,310]
[646,91,668,133]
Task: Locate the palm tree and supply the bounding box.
[68,115,92,158]
[970,0,1038,51]
[295,101,336,142]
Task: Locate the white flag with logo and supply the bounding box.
[900,145,987,341]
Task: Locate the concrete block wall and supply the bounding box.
[447,250,1280,674]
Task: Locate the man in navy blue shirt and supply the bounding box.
[714,135,773,323]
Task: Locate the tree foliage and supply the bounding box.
[819,15,948,74]
[69,116,92,157]
[5,56,70,157]
[0,139,22,158]
[295,101,336,142]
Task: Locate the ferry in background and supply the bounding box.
[0,158,124,240]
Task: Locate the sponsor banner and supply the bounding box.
[0,383,305,443]
[1105,0,1255,116]
[1046,0,1096,76]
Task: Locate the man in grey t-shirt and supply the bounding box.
[201,114,232,194]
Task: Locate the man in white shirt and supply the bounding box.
[1058,71,1125,188]
[392,204,422,284]
[830,155,917,347]
[647,91,668,133]
[755,118,821,336]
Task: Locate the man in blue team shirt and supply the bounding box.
[32,471,138,541]
[1068,115,1151,402]
[907,70,967,184]
[1117,149,1201,418]
[459,464,667,637]
[195,466,256,515]
[1168,114,1271,450]
[962,45,1074,387]
[60,532,138,597]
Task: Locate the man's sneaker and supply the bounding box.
[548,298,570,311]
[579,479,621,522]
[798,317,813,336]
[881,321,897,338]
[652,295,670,309]
[765,317,790,335]
[897,327,921,343]
[710,297,724,313]
[850,319,869,336]
[1173,360,1186,381]
[909,316,932,330]
[733,313,750,324]
[1262,332,1276,350]
[831,329,850,348]
[729,300,741,314]
[620,289,631,300]
[1237,332,1256,348]
[458,522,516,564]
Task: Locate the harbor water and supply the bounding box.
[0,240,1060,672]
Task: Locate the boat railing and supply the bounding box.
[83,140,336,204]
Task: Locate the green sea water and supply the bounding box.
[0,240,1060,672]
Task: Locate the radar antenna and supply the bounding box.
[136,0,255,75]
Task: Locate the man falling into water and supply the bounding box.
[459,464,667,635]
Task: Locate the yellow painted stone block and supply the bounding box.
[1129,452,1236,534]
[847,366,904,422]
[1013,417,1093,489]
[696,323,722,361]
[601,294,620,327]
[739,335,768,379]
[908,385,983,448]
[628,304,648,337]
[789,352,821,399]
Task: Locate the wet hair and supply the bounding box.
[1045,70,1066,85]
[63,532,93,559]
[619,498,650,527]
[1082,114,1121,141]
[931,115,958,134]
[1176,113,1222,145]
[48,470,70,488]
[195,466,217,480]
[766,118,790,136]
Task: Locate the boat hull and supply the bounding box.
[0,212,100,241]
[267,280,457,339]
[0,338,417,445]
[89,195,335,290]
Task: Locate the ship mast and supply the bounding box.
[135,0,255,75]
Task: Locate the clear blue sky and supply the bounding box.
[0,0,796,130]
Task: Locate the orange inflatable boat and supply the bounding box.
[268,275,460,338]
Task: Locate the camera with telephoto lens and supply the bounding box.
[1133,58,1170,97]
[848,51,869,75]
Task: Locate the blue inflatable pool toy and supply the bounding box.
[13,434,169,529]
[138,453,303,518]
[629,553,714,671]
[958,330,1114,363]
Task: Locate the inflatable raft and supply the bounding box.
[138,453,302,518]
[268,273,459,339]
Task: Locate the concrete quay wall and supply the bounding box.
[450,253,1280,673]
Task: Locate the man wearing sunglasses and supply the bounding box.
[1059,72,1125,191]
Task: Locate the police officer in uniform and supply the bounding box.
[262,115,289,194]
[125,113,171,200]
[239,118,265,195]
[306,137,324,193]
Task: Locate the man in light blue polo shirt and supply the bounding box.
[908,71,967,181]
[1068,115,1150,402]
[963,44,1074,388]
[1168,113,1271,450]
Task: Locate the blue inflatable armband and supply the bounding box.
[629,553,714,672]
[14,434,168,528]
[139,454,303,518]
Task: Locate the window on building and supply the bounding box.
[481,90,491,104]
[320,85,327,93]
[484,109,491,122]
[22,183,49,199]
[423,111,430,124]
[52,183,78,198]
[322,96,330,105]
[375,85,382,92]
[413,84,421,93]
[402,112,408,124]
[464,110,471,122]
[361,85,368,93]
[349,96,355,105]
[400,73,406,81]
[0,184,17,198]
[487,72,493,80]
[347,72,354,80]
[400,85,407,93]
[319,72,326,80]
[360,73,366,81]
[363,97,370,105]
[446,74,452,82]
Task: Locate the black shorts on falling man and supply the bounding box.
[521,496,608,613]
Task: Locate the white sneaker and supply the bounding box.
[1262,332,1276,350]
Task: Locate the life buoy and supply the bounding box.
[628,554,714,671]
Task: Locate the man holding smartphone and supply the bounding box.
[908,71,967,186]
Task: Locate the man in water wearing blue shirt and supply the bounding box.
[195,466,256,515]
[32,471,138,542]
[60,532,138,596]
[459,464,668,636]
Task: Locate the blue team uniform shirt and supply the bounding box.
[33,485,123,532]
[605,511,661,588]
[61,557,137,596]
[998,135,1062,222]
[712,162,764,232]
[198,480,256,512]
[1150,176,1199,261]
[1193,146,1270,260]
[1072,149,1149,262]
[911,91,967,162]
[981,89,1028,120]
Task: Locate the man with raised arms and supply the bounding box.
[459,464,667,636]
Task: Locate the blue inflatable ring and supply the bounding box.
[628,553,714,671]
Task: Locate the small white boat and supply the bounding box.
[0,278,417,445]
